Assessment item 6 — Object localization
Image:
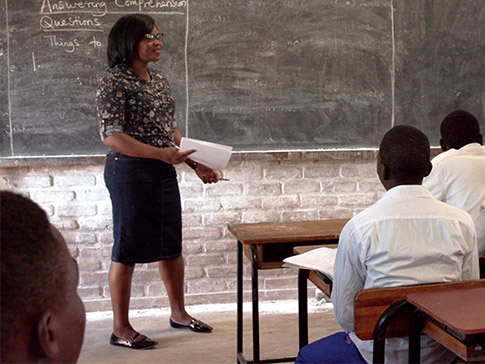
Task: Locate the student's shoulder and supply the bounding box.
[340,205,379,237]
[434,199,474,226]
[431,148,461,165]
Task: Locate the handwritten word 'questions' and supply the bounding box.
[40,15,101,30]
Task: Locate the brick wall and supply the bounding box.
[0,151,384,312]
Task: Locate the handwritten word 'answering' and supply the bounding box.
[40,0,108,16]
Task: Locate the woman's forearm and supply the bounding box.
[103,132,194,164]
[103,132,164,159]
[174,128,183,147]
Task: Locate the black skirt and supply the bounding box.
[104,152,182,264]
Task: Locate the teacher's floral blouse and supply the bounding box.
[96,63,177,148]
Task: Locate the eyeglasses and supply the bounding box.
[144,33,164,42]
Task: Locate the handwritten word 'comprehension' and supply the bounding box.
[114,0,187,9]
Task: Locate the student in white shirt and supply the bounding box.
[296,125,479,364]
[423,110,485,255]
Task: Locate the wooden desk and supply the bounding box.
[228,219,347,364]
[407,286,485,363]
[294,245,337,349]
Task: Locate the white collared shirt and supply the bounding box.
[423,143,485,255]
[331,185,479,364]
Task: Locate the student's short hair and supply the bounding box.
[440,110,481,149]
[379,125,430,181]
[0,191,68,354]
[107,14,156,68]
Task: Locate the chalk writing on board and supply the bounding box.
[114,0,187,10]
[40,0,108,15]
[40,16,103,31]
[39,0,187,14]
[3,0,189,157]
[37,1,187,53]
[2,0,483,158]
[43,35,80,53]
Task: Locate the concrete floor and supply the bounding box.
[78,300,341,364]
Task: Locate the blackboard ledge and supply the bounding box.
[0,148,441,168]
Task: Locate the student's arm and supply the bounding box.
[461,222,480,280]
[331,222,366,332]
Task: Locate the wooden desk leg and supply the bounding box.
[409,311,425,364]
[298,269,309,349]
[250,244,260,363]
[237,240,243,361]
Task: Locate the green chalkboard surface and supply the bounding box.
[1,0,484,157]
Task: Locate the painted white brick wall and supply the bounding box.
[0,151,384,312]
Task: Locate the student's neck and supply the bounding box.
[384,179,423,191]
[131,60,150,82]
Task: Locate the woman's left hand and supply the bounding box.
[195,164,219,184]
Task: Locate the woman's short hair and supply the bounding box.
[107,14,156,68]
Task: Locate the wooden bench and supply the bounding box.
[354,279,485,363]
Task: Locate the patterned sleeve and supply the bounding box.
[161,75,177,130]
[96,70,126,141]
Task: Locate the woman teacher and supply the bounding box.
[96,14,219,350]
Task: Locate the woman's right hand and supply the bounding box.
[160,147,196,165]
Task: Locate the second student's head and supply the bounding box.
[377,125,432,190]
[0,191,86,363]
[440,110,482,151]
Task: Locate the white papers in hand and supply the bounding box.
[179,137,233,171]
[283,247,337,279]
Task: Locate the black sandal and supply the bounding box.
[109,333,158,349]
[169,318,213,333]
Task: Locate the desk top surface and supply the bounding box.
[293,244,338,255]
[228,219,348,245]
[407,287,485,335]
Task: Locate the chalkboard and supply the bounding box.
[394,1,485,138]
[0,0,483,157]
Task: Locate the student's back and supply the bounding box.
[296,125,479,364]
[341,186,477,288]
[334,184,478,363]
[424,110,485,255]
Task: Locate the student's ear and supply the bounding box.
[36,311,60,361]
[424,162,433,178]
[378,161,390,181]
[439,138,449,151]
